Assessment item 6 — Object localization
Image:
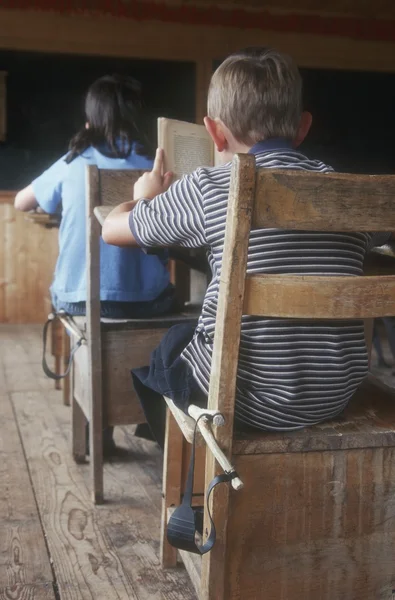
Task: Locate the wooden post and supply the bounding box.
[160,409,184,568]
[201,155,256,600]
[86,165,104,504]
[61,323,71,406]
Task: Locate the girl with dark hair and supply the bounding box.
[15,75,174,454]
[15,74,174,320]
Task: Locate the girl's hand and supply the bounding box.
[134,148,173,200]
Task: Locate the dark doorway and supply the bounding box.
[0,50,196,189]
[300,67,395,174]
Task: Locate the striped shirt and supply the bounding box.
[130,139,378,431]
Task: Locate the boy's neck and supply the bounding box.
[248,138,293,154]
[229,137,293,157]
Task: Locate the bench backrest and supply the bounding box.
[207,154,395,453]
[86,166,146,210]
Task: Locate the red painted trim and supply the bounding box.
[1,0,395,43]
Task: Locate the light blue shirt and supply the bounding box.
[32,144,170,303]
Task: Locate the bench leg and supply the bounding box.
[63,373,71,406]
[54,356,62,390]
[51,318,63,390]
[90,420,104,505]
[62,327,71,405]
[72,396,87,464]
[161,408,184,568]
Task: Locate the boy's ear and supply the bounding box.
[204,116,228,152]
[293,111,312,148]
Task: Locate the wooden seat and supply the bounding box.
[161,156,395,600]
[72,166,202,503]
[232,374,395,454]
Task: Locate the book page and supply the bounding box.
[158,118,214,178]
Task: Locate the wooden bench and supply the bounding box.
[161,157,395,600]
[70,166,203,503]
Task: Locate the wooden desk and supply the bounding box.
[94,205,111,226]
[24,210,61,229]
[0,192,58,323]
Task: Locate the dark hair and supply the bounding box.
[65,74,152,163]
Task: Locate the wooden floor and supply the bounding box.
[0,324,197,600]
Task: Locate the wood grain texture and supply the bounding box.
[163,397,197,444]
[10,389,141,600]
[161,410,184,568]
[197,163,395,600]
[98,169,145,207]
[74,324,181,425]
[0,196,57,324]
[23,213,60,228]
[86,165,104,504]
[0,390,53,592]
[102,329,167,426]
[83,166,199,502]
[0,191,14,205]
[71,342,90,421]
[72,394,87,464]
[2,7,395,73]
[178,551,201,598]
[1,325,198,600]
[202,154,256,600]
[233,375,395,455]
[253,169,395,231]
[61,326,71,406]
[0,343,53,595]
[0,583,55,600]
[226,447,395,600]
[244,274,395,319]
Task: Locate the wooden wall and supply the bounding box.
[0,192,57,323]
[1,9,395,77]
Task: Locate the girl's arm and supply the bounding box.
[14,185,39,212]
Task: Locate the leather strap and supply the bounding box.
[167,414,238,555]
[42,314,82,380]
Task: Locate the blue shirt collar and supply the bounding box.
[248,138,293,155]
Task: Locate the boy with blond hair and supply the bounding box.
[103,47,385,445]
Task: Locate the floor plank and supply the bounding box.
[10,390,140,600]
[41,391,195,600]
[0,583,56,600]
[1,325,196,600]
[0,366,53,592]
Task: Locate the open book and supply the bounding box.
[158,118,220,179]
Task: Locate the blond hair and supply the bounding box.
[207,47,302,145]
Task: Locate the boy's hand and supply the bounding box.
[134,148,173,200]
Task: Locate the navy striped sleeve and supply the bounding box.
[129,171,207,248]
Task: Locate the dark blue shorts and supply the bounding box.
[132,323,207,447]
